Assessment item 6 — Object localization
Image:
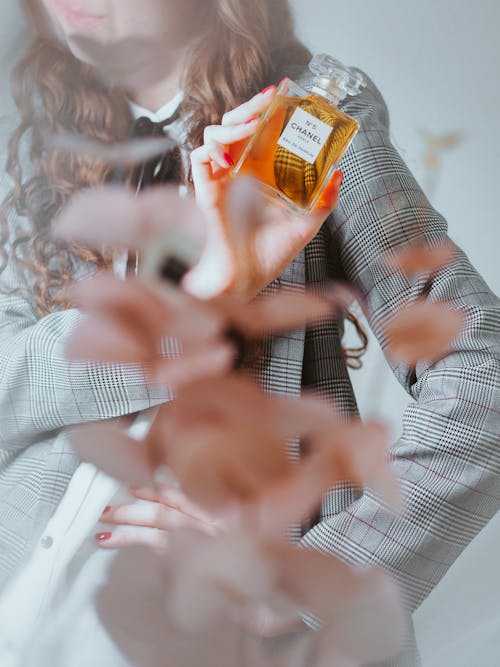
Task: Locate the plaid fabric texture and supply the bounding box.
[0,70,499,664]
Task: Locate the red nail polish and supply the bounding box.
[95,532,112,542]
[245,117,258,124]
[224,152,235,167]
[102,506,111,514]
[260,85,275,95]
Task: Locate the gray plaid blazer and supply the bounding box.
[1,71,499,641]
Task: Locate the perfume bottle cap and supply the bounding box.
[309,54,365,102]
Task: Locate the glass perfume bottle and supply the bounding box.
[233,54,366,215]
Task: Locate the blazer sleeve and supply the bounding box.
[0,170,170,449]
[301,73,500,611]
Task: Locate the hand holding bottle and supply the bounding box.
[187,85,343,300]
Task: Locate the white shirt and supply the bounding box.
[129,91,184,125]
[0,411,159,667]
[0,93,185,667]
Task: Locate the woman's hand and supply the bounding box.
[186,85,343,300]
[95,486,221,550]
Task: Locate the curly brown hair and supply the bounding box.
[1,0,367,364]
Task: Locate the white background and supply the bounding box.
[1,1,499,664]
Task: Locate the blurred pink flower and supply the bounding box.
[54,185,206,274]
[65,269,346,387]
[383,300,465,365]
[384,240,457,278]
[97,539,262,667]
[71,375,400,522]
[53,170,408,666]
[97,530,405,667]
[52,132,176,167]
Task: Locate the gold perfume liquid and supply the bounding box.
[233,55,365,215]
[236,93,358,212]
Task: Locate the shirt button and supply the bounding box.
[40,535,54,549]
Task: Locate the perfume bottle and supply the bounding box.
[233,54,365,214]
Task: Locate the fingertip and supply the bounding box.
[259,84,277,96]
[324,170,344,204]
[313,172,343,215]
[99,506,113,522]
[332,169,344,189]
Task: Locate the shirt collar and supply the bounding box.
[129,90,184,123]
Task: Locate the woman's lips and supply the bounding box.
[52,1,105,30]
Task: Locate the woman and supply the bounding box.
[0,0,498,664]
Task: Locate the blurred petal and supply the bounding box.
[261,632,319,667]
[211,286,362,352]
[65,315,152,363]
[245,602,306,639]
[54,186,206,273]
[70,423,153,487]
[173,376,334,442]
[167,531,274,634]
[266,544,351,622]
[335,420,402,512]
[97,533,404,667]
[145,377,391,514]
[323,282,364,315]
[69,273,223,360]
[70,274,176,345]
[314,572,406,665]
[312,647,357,667]
[66,275,172,365]
[151,341,236,387]
[244,414,400,528]
[51,132,176,167]
[164,300,222,343]
[139,189,207,283]
[228,291,335,336]
[166,376,277,432]
[383,300,465,364]
[385,241,457,277]
[154,422,290,511]
[98,539,264,667]
[97,545,172,667]
[240,458,330,537]
[267,541,404,657]
[269,393,339,439]
[53,185,145,246]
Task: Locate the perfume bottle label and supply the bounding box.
[277,107,333,165]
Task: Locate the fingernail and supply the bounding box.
[102,506,111,514]
[278,77,288,87]
[224,152,234,167]
[95,532,112,542]
[245,117,258,124]
[260,85,276,95]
